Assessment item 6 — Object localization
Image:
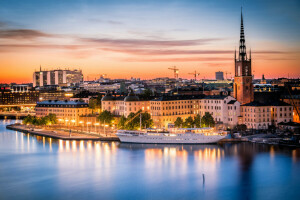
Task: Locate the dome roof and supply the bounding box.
[124,90,139,102]
[101,93,115,101]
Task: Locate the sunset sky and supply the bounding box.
[0,0,299,83]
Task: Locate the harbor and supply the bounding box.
[1,120,300,200]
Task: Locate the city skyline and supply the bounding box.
[0,0,299,83]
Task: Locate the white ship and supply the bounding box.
[116,128,227,144]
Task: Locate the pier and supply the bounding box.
[6,124,120,141]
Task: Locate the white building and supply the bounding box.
[101,92,150,117]
[199,95,240,128]
[241,101,293,129]
[33,68,83,87]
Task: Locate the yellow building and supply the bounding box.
[150,95,203,128]
[35,100,91,125]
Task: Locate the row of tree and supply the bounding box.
[23,114,57,126]
[97,110,153,130]
[174,112,215,128]
[118,111,153,130]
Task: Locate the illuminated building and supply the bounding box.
[33,67,83,87]
[35,100,91,125]
[233,10,254,105]
[0,87,39,105]
[241,101,293,129]
[101,91,150,117]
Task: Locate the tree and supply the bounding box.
[89,98,97,113]
[123,111,153,130]
[96,94,103,109]
[201,112,215,127]
[47,113,57,124]
[193,114,201,128]
[183,116,194,128]
[174,117,183,128]
[23,115,34,125]
[141,112,153,129]
[125,112,141,130]
[118,115,127,129]
[98,110,114,125]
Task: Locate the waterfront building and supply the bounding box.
[241,101,293,129]
[35,100,91,125]
[233,10,254,105]
[215,71,224,80]
[101,91,150,117]
[150,95,203,128]
[33,68,83,87]
[199,95,240,128]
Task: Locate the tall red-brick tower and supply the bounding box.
[233,9,254,104]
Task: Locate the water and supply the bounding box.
[0,120,300,200]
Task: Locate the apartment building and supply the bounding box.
[241,101,293,129]
[35,100,91,125]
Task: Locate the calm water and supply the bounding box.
[0,120,300,200]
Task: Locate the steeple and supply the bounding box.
[40,65,42,72]
[239,7,247,61]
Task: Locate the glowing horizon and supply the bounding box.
[0,0,299,84]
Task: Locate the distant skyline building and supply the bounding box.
[33,67,83,87]
[233,10,254,105]
[215,71,224,80]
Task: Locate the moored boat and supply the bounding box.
[116,128,227,144]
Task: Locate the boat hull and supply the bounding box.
[117,134,226,144]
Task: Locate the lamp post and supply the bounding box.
[79,121,83,132]
[65,119,69,130]
[94,123,100,134]
[104,124,109,137]
[87,122,91,133]
[71,120,76,131]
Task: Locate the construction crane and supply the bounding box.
[188,71,200,81]
[168,66,179,79]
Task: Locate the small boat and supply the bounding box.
[116,128,227,144]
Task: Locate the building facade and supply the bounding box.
[215,71,224,80]
[102,93,241,128]
[233,11,254,105]
[241,101,293,129]
[33,68,83,87]
[0,89,39,105]
[35,100,91,125]
[282,95,300,123]
[101,92,150,117]
[199,95,240,128]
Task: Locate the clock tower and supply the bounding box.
[233,9,254,104]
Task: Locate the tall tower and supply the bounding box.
[233,9,254,104]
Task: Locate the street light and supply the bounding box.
[104,124,109,137]
[65,119,69,129]
[79,121,83,132]
[87,122,91,132]
[94,123,100,134]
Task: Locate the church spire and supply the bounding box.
[239,7,247,61]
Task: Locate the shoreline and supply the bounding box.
[6,124,120,141]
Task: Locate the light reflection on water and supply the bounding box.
[1,120,300,200]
